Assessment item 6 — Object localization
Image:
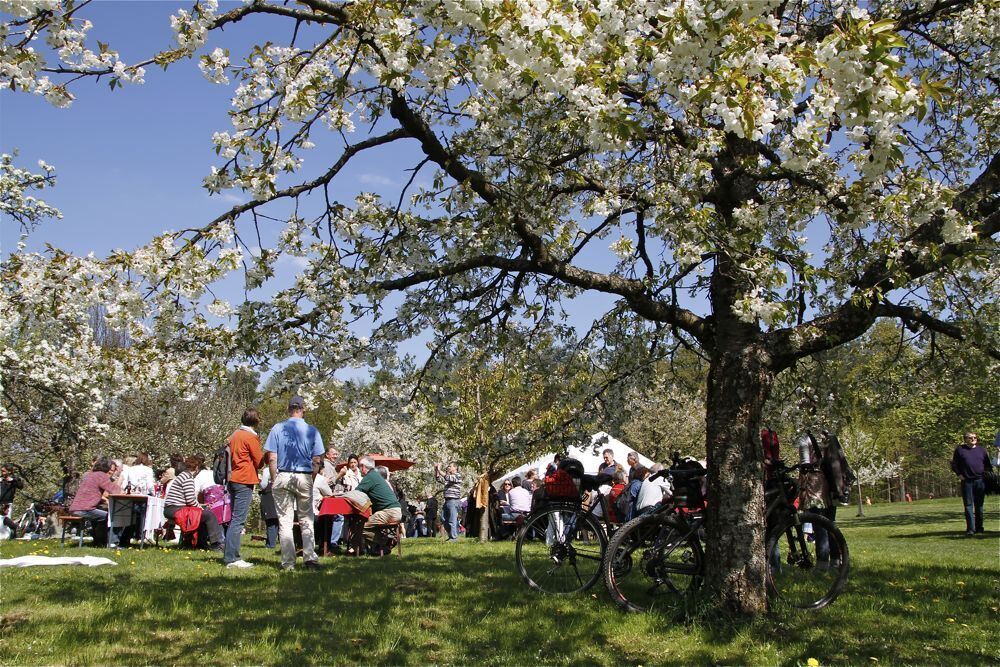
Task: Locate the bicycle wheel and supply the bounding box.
[766,511,849,610]
[16,511,34,535]
[603,513,703,613]
[515,504,607,595]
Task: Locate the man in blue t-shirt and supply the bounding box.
[264,396,325,570]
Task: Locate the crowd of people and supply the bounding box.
[0,397,474,569]
[1,417,996,561]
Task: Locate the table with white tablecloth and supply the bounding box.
[106,494,166,547]
[142,495,165,541]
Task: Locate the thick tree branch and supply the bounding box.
[767,152,1000,368]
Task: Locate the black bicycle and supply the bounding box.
[515,473,619,595]
[603,459,849,613]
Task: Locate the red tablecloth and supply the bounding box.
[318,497,371,518]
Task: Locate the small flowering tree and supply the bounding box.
[3,0,998,614]
[0,157,236,492]
[416,332,599,481]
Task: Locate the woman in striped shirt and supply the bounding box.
[164,456,224,551]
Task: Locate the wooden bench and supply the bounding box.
[59,515,85,547]
[373,521,404,557]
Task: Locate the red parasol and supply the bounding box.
[336,454,416,472]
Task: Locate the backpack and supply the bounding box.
[544,469,579,500]
[617,480,642,522]
[201,484,232,525]
[820,433,854,503]
[212,442,232,485]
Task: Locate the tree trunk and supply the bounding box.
[702,342,774,616]
[478,508,489,542]
[856,478,865,517]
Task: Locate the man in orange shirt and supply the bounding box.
[224,408,265,569]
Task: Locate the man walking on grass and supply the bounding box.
[265,395,324,571]
[951,431,993,537]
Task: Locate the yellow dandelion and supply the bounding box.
[807,658,820,667]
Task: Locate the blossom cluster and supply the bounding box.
[1,0,144,107]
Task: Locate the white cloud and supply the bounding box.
[358,173,395,187]
[278,254,310,269]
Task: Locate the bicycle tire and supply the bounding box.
[16,511,34,535]
[765,510,849,610]
[602,513,703,613]
[515,504,607,595]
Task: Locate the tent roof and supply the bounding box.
[492,432,655,489]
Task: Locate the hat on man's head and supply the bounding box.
[288,395,306,410]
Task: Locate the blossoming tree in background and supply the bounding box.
[0,156,237,492]
[2,0,997,614]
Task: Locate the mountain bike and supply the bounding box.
[515,473,618,595]
[603,459,849,613]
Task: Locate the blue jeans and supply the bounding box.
[74,508,117,547]
[329,515,344,544]
[814,505,840,562]
[443,498,461,539]
[961,478,986,534]
[224,482,254,564]
[265,520,279,549]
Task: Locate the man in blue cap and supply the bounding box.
[265,395,325,570]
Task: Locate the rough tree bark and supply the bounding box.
[702,341,774,615]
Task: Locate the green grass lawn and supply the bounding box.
[1,498,996,666]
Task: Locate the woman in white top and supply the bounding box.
[336,454,363,491]
[193,453,218,496]
[121,453,157,495]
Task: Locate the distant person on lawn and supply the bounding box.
[0,464,25,538]
[223,408,265,569]
[599,449,618,477]
[951,431,993,536]
[425,493,439,537]
[435,461,463,542]
[506,476,533,517]
[264,395,324,571]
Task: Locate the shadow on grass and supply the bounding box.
[2,525,998,666]
[841,510,965,528]
[686,558,998,666]
[888,530,998,539]
[3,542,630,665]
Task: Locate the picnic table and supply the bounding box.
[107,494,165,547]
[317,497,370,556]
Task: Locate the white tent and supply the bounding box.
[492,432,656,489]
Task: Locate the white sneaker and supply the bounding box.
[226,559,255,569]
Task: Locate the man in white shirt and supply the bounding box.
[636,464,669,514]
[507,477,533,516]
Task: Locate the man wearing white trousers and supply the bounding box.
[264,395,325,571]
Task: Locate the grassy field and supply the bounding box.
[0,498,996,666]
